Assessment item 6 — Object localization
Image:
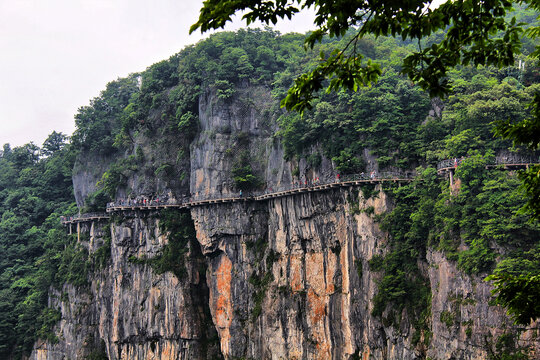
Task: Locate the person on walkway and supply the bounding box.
[337,173,340,182]
[240,190,243,197]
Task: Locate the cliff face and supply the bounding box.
[32,218,220,360]
[31,86,538,359]
[191,188,397,359]
[428,250,539,359]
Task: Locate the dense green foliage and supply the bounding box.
[0,135,79,358]
[192,1,536,113]
[486,273,540,325]
[277,35,540,171]
[374,169,438,336]
[375,160,539,351]
[0,135,111,358]
[72,76,139,156]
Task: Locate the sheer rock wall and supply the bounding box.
[30,86,538,359]
[31,219,220,360]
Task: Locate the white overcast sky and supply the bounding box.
[0,0,315,147]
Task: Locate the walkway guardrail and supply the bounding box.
[103,170,414,213]
[437,155,540,172]
[60,212,110,225]
[62,155,540,226]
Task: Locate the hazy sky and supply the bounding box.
[0,0,315,147]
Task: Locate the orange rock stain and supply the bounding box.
[290,255,304,292]
[305,252,332,359]
[214,255,233,356]
[307,288,327,324]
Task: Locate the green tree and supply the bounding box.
[41,131,68,157]
[485,274,540,325]
[0,134,76,358]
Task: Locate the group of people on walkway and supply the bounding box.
[292,177,322,188]
[107,196,179,208]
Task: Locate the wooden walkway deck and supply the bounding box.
[61,177,411,225]
[105,178,411,213]
[62,155,539,226]
[61,213,110,225]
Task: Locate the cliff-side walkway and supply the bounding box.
[106,174,411,213]
[61,156,540,226]
[437,155,539,174]
[61,172,411,225]
[60,212,110,225]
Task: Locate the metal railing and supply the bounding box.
[104,170,413,211]
[437,155,540,171]
[60,212,109,224]
[64,154,540,225]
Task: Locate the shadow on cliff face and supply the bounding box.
[161,209,224,359]
[187,218,224,359]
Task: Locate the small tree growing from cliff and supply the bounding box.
[232,163,261,190]
[231,150,262,190]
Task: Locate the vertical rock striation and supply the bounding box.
[192,187,418,359]
[32,85,539,359]
[31,217,221,360]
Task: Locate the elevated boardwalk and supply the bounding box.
[63,155,540,227]
[104,176,412,214]
[61,173,412,226]
[437,156,539,174]
[61,213,110,225]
